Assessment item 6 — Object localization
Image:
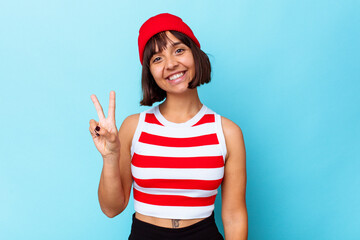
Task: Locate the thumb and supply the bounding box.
[94,125,113,140]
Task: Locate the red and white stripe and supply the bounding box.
[130,105,227,219]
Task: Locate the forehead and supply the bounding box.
[152,31,183,53]
[163,31,181,43]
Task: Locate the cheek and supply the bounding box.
[186,59,196,76]
[185,54,195,71]
[150,67,161,79]
[150,67,165,87]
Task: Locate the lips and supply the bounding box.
[166,71,187,85]
[166,71,186,81]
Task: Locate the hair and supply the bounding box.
[140,30,211,106]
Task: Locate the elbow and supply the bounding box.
[222,208,248,226]
[222,209,248,240]
[104,212,118,218]
[98,194,128,218]
[101,206,123,218]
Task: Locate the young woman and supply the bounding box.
[89,13,247,240]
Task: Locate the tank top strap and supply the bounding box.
[214,113,227,161]
[130,108,152,157]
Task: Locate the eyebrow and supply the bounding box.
[171,41,182,47]
[153,41,184,54]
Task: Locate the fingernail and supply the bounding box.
[95,132,100,136]
[95,126,100,131]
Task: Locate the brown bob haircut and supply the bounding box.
[140,30,211,106]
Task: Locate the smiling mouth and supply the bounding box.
[167,71,186,81]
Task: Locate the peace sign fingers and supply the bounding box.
[108,91,116,121]
[91,94,106,121]
[90,92,120,157]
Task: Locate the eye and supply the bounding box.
[175,48,185,54]
[152,56,161,63]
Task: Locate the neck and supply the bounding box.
[159,88,202,123]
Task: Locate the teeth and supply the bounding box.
[169,72,184,80]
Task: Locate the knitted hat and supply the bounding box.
[138,13,200,64]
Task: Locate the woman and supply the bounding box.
[89,13,247,240]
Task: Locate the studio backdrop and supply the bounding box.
[0,0,359,239]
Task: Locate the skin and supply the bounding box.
[89,31,248,238]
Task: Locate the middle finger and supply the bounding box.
[108,91,116,121]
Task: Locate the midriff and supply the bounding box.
[135,212,206,228]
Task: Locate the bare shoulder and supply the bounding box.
[118,113,140,144]
[121,113,140,128]
[221,116,244,140]
[220,116,245,160]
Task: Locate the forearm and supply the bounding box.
[98,154,125,217]
[223,209,248,240]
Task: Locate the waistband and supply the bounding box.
[131,211,215,233]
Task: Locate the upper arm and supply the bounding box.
[118,113,139,211]
[220,116,247,217]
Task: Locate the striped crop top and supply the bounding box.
[130,104,227,219]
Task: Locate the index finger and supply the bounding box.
[90,94,106,121]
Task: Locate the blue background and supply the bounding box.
[1,0,359,239]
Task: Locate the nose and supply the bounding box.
[165,55,179,70]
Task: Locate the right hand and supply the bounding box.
[89,91,120,158]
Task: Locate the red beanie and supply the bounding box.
[138,13,201,65]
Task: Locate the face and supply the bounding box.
[149,31,196,95]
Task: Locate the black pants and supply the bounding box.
[128,211,224,240]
